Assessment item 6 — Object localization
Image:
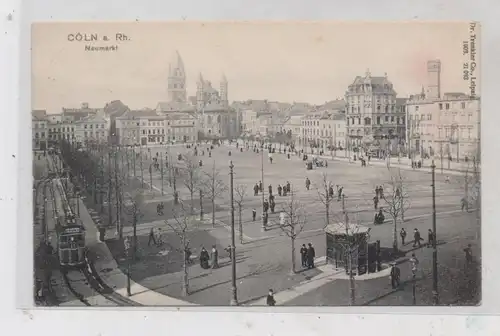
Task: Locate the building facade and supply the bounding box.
[345,70,406,152]
[116,109,198,146]
[32,110,48,150]
[299,111,346,149]
[406,92,480,161]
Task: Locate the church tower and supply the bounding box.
[196,72,205,110]
[426,60,441,100]
[168,50,187,102]
[220,73,228,108]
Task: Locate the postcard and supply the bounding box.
[31,21,480,307]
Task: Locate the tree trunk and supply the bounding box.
[212,198,216,227]
[182,248,189,296]
[392,217,398,251]
[238,207,243,244]
[347,249,356,305]
[325,192,330,226]
[290,236,296,274]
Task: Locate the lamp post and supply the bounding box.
[124,236,132,296]
[229,161,238,305]
[431,161,439,305]
[260,141,266,231]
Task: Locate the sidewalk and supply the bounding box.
[77,197,195,306]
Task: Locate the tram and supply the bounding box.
[58,224,86,268]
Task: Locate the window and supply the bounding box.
[446,103,450,110]
[415,106,419,111]
[468,128,472,139]
[439,103,443,110]
[427,114,432,120]
[385,116,389,122]
[461,102,466,109]
[390,116,394,123]
[84,124,87,129]
[468,113,473,121]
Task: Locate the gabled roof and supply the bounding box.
[32,109,47,120]
[156,101,195,113]
[203,101,226,112]
[121,109,162,118]
[104,100,130,117]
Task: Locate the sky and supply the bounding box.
[31,21,478,112]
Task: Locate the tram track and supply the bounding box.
[50,153,137,306]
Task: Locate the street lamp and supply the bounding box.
[229,161,238,305]
[430,161,439,305]
[260,141,266,231]
[124,236,132,296]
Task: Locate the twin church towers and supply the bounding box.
[167,50,229,110]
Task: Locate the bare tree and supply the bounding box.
[315,172,334,227]
[164,200,199,297]
[329,195,370,306]
[380,168,411,251]
[278,188,307,274]
[234,184,247,244]
[122,190,144,259]
[202,162,228,227]
[180,156,203,216]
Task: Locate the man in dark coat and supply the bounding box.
[305,178,311,191]
[259,180,263,192]
[400,228,407,246]
[252,208,257,221]
[306,243,316,269]
[266,289,276,306]
[427,229,435,248]
[277,184,282,196]
[286,181,291,193]
[413,228,422,247]
[199,247,210,269]
[390,263,401,289]
[254,183,259,196]
[464,244,473,264]
[300,244,308,267]
[263,199,269,213]
[328,185,334,198]
[268,185,273,195]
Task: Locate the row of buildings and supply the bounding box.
[32,55,480,160]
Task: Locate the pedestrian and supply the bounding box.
[185,247,193,265]
[277,184,282,196]
[300,244,308,267]
[461,196,468,212]
[305,177,311,191]
[263,199,269,213]
[263,212,268,226]
[390,263,401,289]
[445,175,450,183]
[286,181,291,193]
[266,289,276,306]
[379,186,384,198]
[464,244,473,264]
[328,184,334,198]
[413,228,422,248]
[224,245,232,261]
[211,245,219,269]
[337,186,343,201]
[427,229,434,248]
[254,183,259,196]
[306,243,316,269]
[156,228,164,246]
[400,228,407,246]
[373,195,379,210]
[268,184,273,195]
[259,180,263,192]
[148,227,157,246]
[199,247,210,269]
[252,208,257,221]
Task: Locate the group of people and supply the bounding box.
[199,245,220,269]
[398,228,435,248]
[299,243,316,269]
